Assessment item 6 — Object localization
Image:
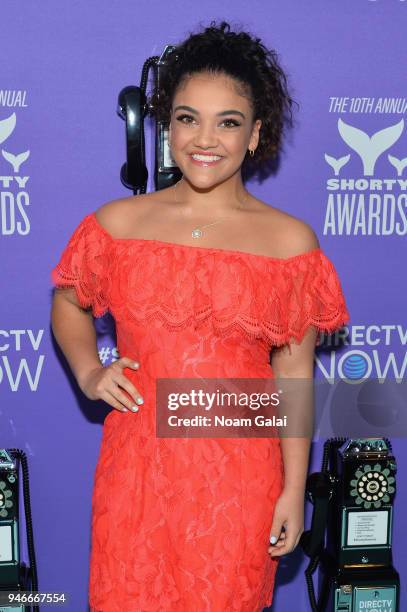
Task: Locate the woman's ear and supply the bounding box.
[249,119,262,152]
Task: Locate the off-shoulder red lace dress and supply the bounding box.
[50,211,350,612]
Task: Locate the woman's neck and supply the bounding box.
[173,173,250,217]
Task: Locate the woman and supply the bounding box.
[50,21,350,611]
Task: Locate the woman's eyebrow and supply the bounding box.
[218,110,245,119]
[174,105,245,119]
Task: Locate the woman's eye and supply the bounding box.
[176,114,195,124]
[221,119,241,128]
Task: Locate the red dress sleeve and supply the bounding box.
[263,248,350,346]
[289,249,350,346]
[50,213,110,318]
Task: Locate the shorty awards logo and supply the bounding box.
[0,89,30,237]
[324,97,407,236]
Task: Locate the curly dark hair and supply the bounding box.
[149,21,298,163]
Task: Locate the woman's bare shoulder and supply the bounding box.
[94,192,164,237]
[253,197,320,258]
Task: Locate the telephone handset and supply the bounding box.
[300,438,346,611]
[117,85,148,193]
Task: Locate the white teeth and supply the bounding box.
[191,154,222,162]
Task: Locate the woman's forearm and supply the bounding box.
[279,437,311,493]
[51,289,102,389]
[275,376,314,493]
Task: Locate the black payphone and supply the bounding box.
[117,45,181,195]
[301,437,399,612]
[0,449,38,612]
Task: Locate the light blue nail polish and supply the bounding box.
[270,535,277,545]
[131,406,139,412]
[136,397,144,405]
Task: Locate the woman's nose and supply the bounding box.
[193,123,218,149]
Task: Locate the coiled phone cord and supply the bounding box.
[139,56,159,194]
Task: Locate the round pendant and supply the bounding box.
[192,229,203,238]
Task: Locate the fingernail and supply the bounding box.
[131,405,139,412]
[270,536,277,545]
[133,362,139,368]
[136,397,144,405]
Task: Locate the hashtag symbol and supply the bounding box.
[99,346,111,364]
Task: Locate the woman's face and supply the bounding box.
[169,72,261,190]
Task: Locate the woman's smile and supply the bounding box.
[189,151,225,167]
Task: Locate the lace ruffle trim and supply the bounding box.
[50,212,350,347]
[51,214,111,318]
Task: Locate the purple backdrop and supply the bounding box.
[1,1,406,610]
